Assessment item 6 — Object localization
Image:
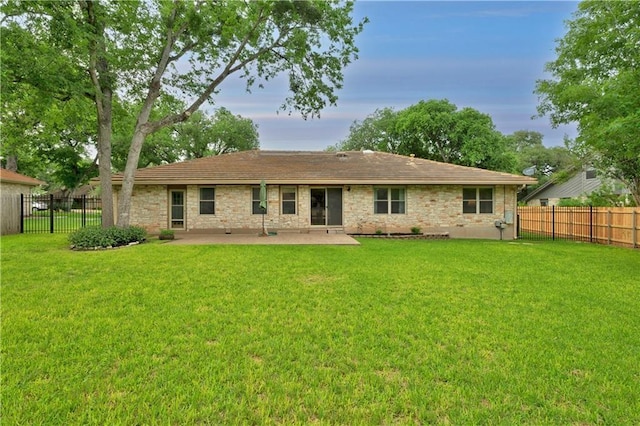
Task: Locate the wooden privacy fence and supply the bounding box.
[517,206,639,249]
[1,196,22,235]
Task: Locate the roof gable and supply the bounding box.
[521,167,624,202]
[110,150,536,186]
[0,169,45,186]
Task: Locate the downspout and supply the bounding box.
[501,185,506,240]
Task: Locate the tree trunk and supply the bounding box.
[97,93,114,227]
[84,0,115,228]
[630,178,640,207]
[5,155,18,172]
[116,129,146,227]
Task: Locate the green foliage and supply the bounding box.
[111,106,260,169]
[111,95,185,170]
[2,0,367,227]
[330,107,400,152]
[557,183,637,207]
[176,109,260,160]
[410,226,421,235]
[535,0,640,205]
[505,130,578,179]
[0,22,97,188]
[159,229,175,240]
[333,99,517,173]
[556,198,587,207]
[69,225,147,249]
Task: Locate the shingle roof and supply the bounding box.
[110,150,537,186]
[0,168,45,186]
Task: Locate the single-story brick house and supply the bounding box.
[110,150,536,239]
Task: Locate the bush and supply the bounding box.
[69,226,147,249]
[159,229,175,240]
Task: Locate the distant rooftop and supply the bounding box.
[0,168,45,186]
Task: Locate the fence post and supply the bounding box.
[552,206,555,241]
[49,194,54,233]
[82,195,87,228]
[607,210,612,245]
[633,210,637,249]
[589,205,593,243]
[20,194,25,234]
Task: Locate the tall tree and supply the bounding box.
[333,99,516,172]
[176,109,260,160]
[505,131,577,180]
[0,21,98,190]
[111,95,184,170]
[111,108,260,168]
[330,108,400,153]
[115,1,365,226]
[535,0,640,205]
[4,1,366,226]
[2,3,117,224]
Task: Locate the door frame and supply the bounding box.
[310,187,343,227]
[169,189,186,230]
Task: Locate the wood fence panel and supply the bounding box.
[1,195,21,235]
[517,206,639,249]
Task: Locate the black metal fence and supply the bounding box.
[21,194,102,233]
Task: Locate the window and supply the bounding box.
[374,187,406,214]
[199,187,215,215]
[463,187,493,214]
[586,169,597,179]
[281,187,297,214]
[540,198,549,207]
[252,187,266,214]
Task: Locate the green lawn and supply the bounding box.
[2,235,639,424]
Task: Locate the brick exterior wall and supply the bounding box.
[118,183,519,239]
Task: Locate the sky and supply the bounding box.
[211,1,580,151]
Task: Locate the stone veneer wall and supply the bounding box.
[121,183,518,239]
[122,185,168,233]
[186,185,311,232]
[344,184,517,239]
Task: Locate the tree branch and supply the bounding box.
[144,7,301,133]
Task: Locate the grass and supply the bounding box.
[2,235,639,424]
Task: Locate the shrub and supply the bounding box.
[411,226,421,235]
[69,226,147,249]
[159,229,175,240]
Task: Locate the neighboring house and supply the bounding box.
[522,167,626,206]
[109,150,536,239]
[49,184,97,199]
[0,168,45,235]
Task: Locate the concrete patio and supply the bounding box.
[166,231,360,245]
